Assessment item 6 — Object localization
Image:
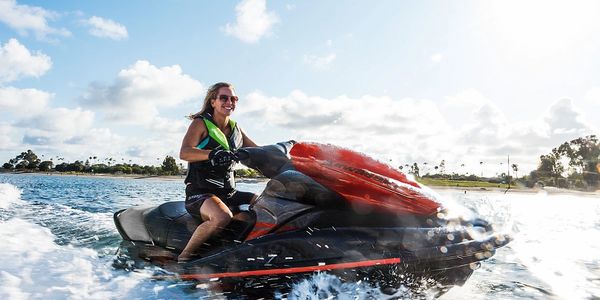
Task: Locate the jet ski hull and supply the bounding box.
[115,205,509,290]
[113,141,511,296]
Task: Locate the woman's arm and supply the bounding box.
[180,119,211,162]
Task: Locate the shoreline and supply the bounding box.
[430,185,600,197]
[0,170,267,183]
[2,171,598,196]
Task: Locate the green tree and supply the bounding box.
[15,161,29,169]
[537,150,564,185]
[161,156,179,175]
[511,164,519,179]
[438,160,446,176]
[561,135,599,188]
[38,160,54,172]
[235,168,262,178]
[409,162,420,177]
[540,135,600,189]
[67,161,85,172]
[7,150,41,170]
[143,165,159,175]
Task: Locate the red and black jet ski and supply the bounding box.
[113,141,510,295]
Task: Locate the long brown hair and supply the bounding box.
[187,82,235,119]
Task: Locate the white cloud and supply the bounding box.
[86,16,128,40]
[0,0,70,41]
[430,53,443,63]
[150,117,188,135]
[125,133,182,162]
[303,53,336,70]
[584,87,600,105]
[236,89,597,174]
[223,0,279,43]
[0,39,52,83]
[0,86,52,116]
[236,90,453,161]
[80,60,204,124]
[543,98,590,136]
[0,123,18,150]
[17,107,95,136]
[444,88,488,109]
[13,108,129,161]
[449,93,596,172]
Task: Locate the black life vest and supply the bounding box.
[184,113,244,190]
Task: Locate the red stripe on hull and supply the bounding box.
[179,257,401,280]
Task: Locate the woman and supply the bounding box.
[178,82,257,262]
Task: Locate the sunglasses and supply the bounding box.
[217,95,239,102]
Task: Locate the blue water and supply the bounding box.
[1,173,599,299]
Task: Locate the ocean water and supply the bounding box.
[0,173,599,299]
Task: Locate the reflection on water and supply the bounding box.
[1,174,599,299]
[441,189,600,300]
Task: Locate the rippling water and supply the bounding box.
[1,173,599,299]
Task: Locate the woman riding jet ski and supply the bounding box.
[113,141,510,295]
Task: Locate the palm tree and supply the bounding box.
[480,161,484,178]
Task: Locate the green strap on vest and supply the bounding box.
[202,118,236,150]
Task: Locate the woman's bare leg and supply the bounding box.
[178,196,232,262]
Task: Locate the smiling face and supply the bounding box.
[211,86,238,117]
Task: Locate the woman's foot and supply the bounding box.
[177,251,198,263]
[177,255,191,263]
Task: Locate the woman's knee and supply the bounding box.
[201,197,233,227]
[212,211,233,228]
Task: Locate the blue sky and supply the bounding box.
[1,0,599,175]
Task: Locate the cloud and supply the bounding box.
[0,86,52,116]
[22,134,51,145]
[236,90,452,161]
[223,0,279,43]
[448,92,596,172]
[149,117,189,135]
[0,39,52,83]
[444,88,489,109]
[16,107,95,136]
[430,53,443,63]
[303,53,336,70]
[20,127,129,162]
[80,60,204,124]
[0,0,70,41]
[13,109,131,162]
[543,98,590,136]
[584,87,600,105]
[235,89,598,174]
[124,133,182,162]
[85,16,128,40]
[0,123,18,150]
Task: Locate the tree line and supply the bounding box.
[525,135,599,190]
[1,150,264,178]
[2,150,182,176]
[400,135,599,191]
[2,135,598,188]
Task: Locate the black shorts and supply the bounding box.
[184,184,256,218]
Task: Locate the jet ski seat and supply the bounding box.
[143,201,256,252]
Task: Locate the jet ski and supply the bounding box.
[113,141,510,295]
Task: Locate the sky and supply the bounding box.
[1,0,599,176]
